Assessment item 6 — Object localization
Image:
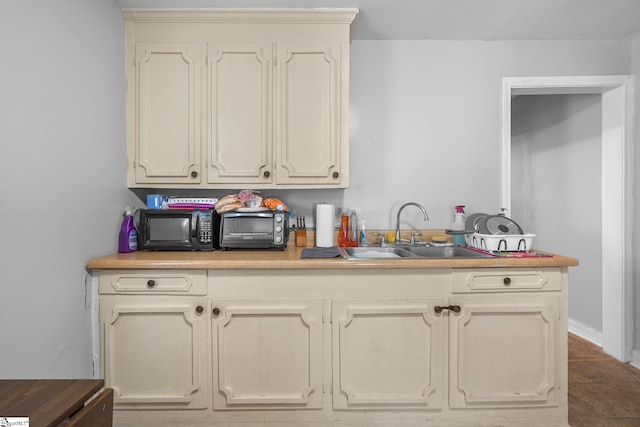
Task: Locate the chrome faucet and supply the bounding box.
[395,202,429,244]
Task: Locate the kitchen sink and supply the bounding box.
[405,246,494,258]
[339,245,495,259]
[339,247,415,259]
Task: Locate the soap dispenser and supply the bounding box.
[452,205,466,245]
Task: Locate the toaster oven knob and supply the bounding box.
[275,236,282,244]
[275,215,283,223]
[276,226,282,232]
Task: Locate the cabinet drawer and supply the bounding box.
[451,268,561,293]
[99,270,206,295]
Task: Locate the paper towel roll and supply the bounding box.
[315,204,336,247]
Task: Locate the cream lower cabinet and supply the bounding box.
[101,296,209,409]
[332,298,444,409]
[211,299,324,409]
[99,267,569,426]
[448,295,560,408]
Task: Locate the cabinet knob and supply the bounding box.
[503,277,512,285]
[191,171,198,178]
[435,305,461,314]
[263,171,271,178]
[146,280,155,288]
[195,305,204,314]
[212,307,221,316]
[332,171,339,179]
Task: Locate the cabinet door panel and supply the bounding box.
[207,43,273,184]
[102,298,208,409]
[332,298,444,409]
[212,299,323,409]
[276,44,342,185]
[134,43,201,184]
[449,295,559,408]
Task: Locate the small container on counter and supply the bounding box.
[359,219,368,246]
[349,210,359,247]
[452,205,466,245]
[339,210,350,247]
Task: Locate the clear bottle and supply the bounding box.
[452,205,466,245]
[119,206,138,253]
[349,210,359,247]
[359,219,368,246]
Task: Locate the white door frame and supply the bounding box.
[501,75,634,362]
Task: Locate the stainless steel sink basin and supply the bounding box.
[339,245,494,259]
[405,246,494,259]
[339,247,415,259]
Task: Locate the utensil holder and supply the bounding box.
[296,229,308,247]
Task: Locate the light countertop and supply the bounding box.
[86,245,579,270]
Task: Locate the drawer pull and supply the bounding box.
[146,280,156,288]
[435,305,461,314]
[195,305,204,314]
[212,307,221,316]
[263,170,271,178]
[191,171,198,178]
[503,277,512,285]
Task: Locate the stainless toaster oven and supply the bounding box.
[219,210,289,250]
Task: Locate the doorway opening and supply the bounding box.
[501,76,634,362]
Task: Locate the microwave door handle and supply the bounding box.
[192,216,198,238]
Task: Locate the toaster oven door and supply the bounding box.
[220,213,275,248]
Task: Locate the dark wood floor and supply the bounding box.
[569,333,640,426]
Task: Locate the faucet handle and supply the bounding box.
[373,232,387,246]
[409,232,423,244]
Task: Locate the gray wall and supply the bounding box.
[511,94,603,331]
[0,0,139,377]
[0,0,637,377]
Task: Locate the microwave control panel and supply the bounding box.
[197,211,213,244]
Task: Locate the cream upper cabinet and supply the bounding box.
[207,43,273,185]
[276,43,344,185]
[124,10,356,189]
[129,43,202,185]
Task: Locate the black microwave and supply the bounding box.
[138,209,219,251]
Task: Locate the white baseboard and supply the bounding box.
[88,270,101,379]
[569,318,640,370]
[631,350,640,369]
[568,318,603,347]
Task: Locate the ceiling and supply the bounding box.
[115,0,640,41]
